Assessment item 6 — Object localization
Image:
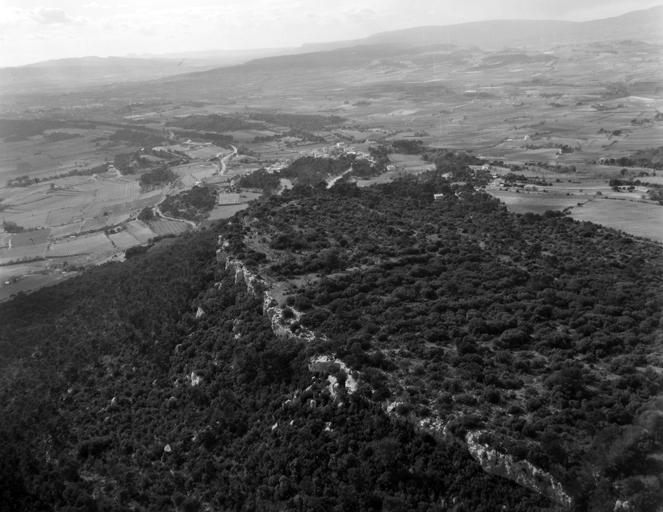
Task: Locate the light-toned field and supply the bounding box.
[50,222,84,238]
[10,228,51,246]
[0,243,48,264]
[356,173,397,187]
[108,231,141,250]
[126,220,156,243]
[171,162,218,177]
[389,154,423,163]
[81,217,107,232]
[218,193,241,204]
[569,199,663,242]
[131,192,164,211]
[47,207,86,226]
[96,181,140,201]
[5,211,50,230]
[185,146,226,160]
[488,190,587,214]
[207,204,249,220]
[48,232,115,258]
[148,219,191,237]
[0,129,111,180]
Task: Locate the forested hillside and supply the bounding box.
[1,159,662,510]
[0,226,545,511]
[218,163,663,509]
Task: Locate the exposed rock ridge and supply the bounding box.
[214,235,573,507]
[466,431,572,507]
[309,355,359,398]
[216,236,319,343]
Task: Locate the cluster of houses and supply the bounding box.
[300,142,376,164]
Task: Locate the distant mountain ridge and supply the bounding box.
[303,4,663,51]
[1,5,661,97]
[0,56,221,95]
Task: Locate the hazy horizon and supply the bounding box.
[1,0,661,68]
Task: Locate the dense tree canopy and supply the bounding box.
[1,160,661,510]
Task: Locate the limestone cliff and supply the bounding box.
[216,235,319,343]
[466,431,572,507]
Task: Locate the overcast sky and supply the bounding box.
[1,0,660,67]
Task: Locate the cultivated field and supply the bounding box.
[96,181,140,201]
[1,35,661,294]
[0,244,48,265]
[218,193,241,204]
[148,219,191,237]
[569,199,663,242]
[10,228,51,246]
[126,220,156,243]
[50,222,84,238]
[389,154,423,163]
[488,190,588,214]
[108,231,142,251]
[207,204,249,220]
[48,233,115,258]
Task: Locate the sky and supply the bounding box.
[1,0,661,67]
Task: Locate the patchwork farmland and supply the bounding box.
[2,33,662,301]
[48,233,115,258]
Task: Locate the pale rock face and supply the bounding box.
[327,375,339,398]
[190,372,203,386]
[386,400,403,414]
[309,355,359,397]
[195,307,205,319]
[614,499,631,511]
[465,431,572,508]
[218,241,319,342]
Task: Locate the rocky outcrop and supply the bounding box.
[466,431,572,508]
[309,355,359,398]
[216,235,319,342]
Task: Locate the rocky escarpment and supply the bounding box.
[216,236,320,343]
[214,234,573,507]
[466,431,572,507]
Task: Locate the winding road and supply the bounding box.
[219,145,238,175]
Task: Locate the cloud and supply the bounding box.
[27,7,87,25]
